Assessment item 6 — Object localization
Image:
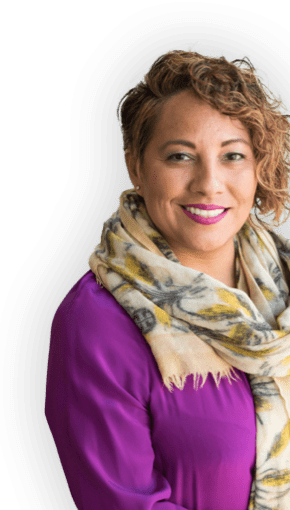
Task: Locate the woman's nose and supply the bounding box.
[188,160,224,195]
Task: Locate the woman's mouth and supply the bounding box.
[181,205,230,225]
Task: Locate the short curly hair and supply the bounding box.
[117,49,290,230]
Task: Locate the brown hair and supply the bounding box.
[117,50,290,230]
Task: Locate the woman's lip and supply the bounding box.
[181,206,229,225]
[181,204,228,210]
[181,205,230,211]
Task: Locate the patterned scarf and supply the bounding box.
[89,188,290,509]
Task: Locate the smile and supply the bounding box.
[181,206,229,225]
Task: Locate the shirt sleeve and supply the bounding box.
[44,285,190,510]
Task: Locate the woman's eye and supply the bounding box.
[224,152,245,161]
[167,153,192,162]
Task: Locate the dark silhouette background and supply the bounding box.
[1,2,289,510]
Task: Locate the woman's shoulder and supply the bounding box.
[50,270,154,401]
[54,270,134,325]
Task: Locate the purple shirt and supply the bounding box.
[45,270,256,510]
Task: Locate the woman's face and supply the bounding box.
[126,90,258,268]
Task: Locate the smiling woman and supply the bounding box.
[124,90,258,287]
[45,50,290,510]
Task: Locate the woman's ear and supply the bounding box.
[125,150,142,189]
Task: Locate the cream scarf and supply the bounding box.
[89,188,290,510]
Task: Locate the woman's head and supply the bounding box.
[117,50,290,230]
[122,89,258,270]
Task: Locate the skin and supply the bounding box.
[125,89,258,288]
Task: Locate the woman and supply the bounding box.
[45,50,290,510]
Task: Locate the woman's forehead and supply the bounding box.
[150,92,250,146]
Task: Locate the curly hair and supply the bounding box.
[117,50,290,230]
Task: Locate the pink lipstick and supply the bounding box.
[181,206,229,225]
[184,204,226,210]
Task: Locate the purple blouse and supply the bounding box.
[45,270,256,510]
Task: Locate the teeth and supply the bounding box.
[184,207,226,217]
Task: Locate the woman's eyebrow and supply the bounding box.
[159,138,251,151]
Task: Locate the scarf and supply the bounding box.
[89,188,290,510]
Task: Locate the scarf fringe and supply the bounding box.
[163,365,242,392]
